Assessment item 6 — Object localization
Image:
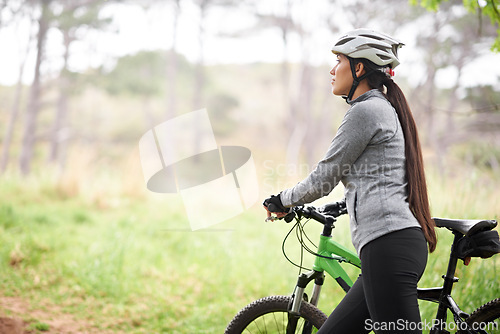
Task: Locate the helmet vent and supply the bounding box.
[392,45,400,57]
[367,43,390,52]
[360,34,384,41]
[377,54,392,61]
[335,37,355,46]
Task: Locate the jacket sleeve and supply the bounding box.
[280,103,380,207]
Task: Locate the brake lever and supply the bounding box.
[284,211,296,223]
[265,211,296,223]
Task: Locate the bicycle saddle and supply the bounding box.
[433,217,498,237]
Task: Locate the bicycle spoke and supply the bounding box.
[238,311,322,334]
[271,312,281,334]
[225,294,326,332]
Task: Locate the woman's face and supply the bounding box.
[330,54,353,96]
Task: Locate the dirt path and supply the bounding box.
[0,317,26,334]
[0,296,113,334]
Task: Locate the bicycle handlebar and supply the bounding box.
[270,199,348,225]
[300,206,334,224]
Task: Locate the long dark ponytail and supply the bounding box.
[359,59,437,252]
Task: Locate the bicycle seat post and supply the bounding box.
[433,231,463,331]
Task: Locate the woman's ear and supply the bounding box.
[355,61,366,77]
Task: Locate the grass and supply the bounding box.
[0,165,499,333]
[0,168,305,333]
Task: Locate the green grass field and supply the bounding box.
[0,166,499,333]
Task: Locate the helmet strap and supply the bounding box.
[343,58,374,103]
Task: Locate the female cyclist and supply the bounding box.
[263,28,437,333]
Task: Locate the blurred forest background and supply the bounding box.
[0,0,499,182]
[0,0,500,332]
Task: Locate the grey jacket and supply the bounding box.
[280,89,420,255]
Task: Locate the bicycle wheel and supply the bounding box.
[459,298,500,333]
[225,295,327,334]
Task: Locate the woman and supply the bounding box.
[263,29,437,333]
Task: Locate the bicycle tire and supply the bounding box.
[225,295,327,334]
[459,298,500,333]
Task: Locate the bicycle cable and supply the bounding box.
[296,218,314,275]
[281,218,311,272]
[281,214,344,271]
[296,218,318,254]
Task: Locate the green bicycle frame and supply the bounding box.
[313,234,361,290]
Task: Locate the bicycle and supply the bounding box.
[225,199,500,333]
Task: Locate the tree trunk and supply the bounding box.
[49,30,72,166]
[19,0,50,175]
[192,0,208,160]
[143,96,155,129]
[1,11,33,172]
[166,0,180,121]
[1,73,24,173]
[302,65,318,167]
[424,65,437,145]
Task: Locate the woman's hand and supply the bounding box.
[263,194,290,221]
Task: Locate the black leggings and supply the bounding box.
[317,227,428,334]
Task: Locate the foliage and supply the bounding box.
[28,322,50,332]
[207,93,239,136]
[101,51,177,97]
[453,141,500,170]
[465,84,500,112]
[410,0,500,51]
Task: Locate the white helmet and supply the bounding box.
[331,28,404,69]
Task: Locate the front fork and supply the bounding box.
[289,270,325,314]
[286,271,325,334]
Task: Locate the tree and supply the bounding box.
[242,0,322,167]
[166,0,181,120]
[410,0,500,51]
[464,84,500,138]
[406,1,497,171]
[0,1,35,173]
[48,1,112,166]
[188,0,238,160]
[134,0,182,120]
[19,0,50,175]
[17,0,113,174]
[100,50,195,131]
[101,51,168,128]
